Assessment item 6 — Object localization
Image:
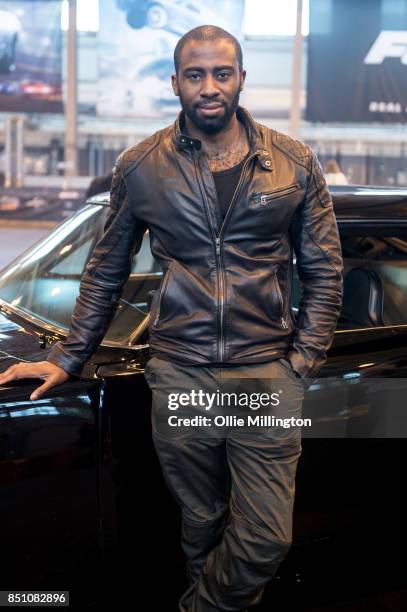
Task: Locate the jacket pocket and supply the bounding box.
[272,271,289,329]
[252,183,299,205]
[152,264,172,328]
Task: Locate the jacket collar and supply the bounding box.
[172,106,273,171]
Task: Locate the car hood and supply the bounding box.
[0,311,145,380]
[0,312,50,371]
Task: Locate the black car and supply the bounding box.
[1,186,407,609]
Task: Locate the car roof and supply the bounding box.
[328,185,407,220]
[87,185,407,221]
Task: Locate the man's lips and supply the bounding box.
[197,103,224,116]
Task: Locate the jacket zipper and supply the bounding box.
[274,272,289,329]
[215,235,224,360]
[216,152,259,360]
[194,150,259,361]
[193,151,223,360]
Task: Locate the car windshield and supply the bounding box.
[0,203,163,346]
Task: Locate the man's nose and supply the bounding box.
[200,75,220,97]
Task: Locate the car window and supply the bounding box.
[0,204,162,346]
[338,235,407,328]
[5,202,406,345]
[291,233,407,329]
[49,237,94,276]
[0,206,100,331]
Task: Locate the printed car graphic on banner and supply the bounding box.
[0,9,21,73]
[306,0,407,123]
[97,0,244,118]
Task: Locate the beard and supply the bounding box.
[179,89,241,135]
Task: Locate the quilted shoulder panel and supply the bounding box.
[115,130,163,178]
[270,128,312,171]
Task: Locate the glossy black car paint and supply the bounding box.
[1,186,407,607]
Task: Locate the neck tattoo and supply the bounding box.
[205,123,250,173]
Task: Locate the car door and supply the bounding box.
[0,325,106,599]
[307,222,407,434]
[293,220,407,543]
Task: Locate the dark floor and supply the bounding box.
[63,524,405,611]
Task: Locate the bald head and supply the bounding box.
[174,25,243,74]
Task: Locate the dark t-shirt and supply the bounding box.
[212,152,250,221]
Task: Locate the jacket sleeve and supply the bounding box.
[287,150,344,380]
[46,158,147,376]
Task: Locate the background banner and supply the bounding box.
[97,0,245,118]
[306,0,407,123]
[0,0,62,113]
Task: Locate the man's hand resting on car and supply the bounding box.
[0,362,69,401]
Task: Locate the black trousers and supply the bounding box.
[144,356,304,612]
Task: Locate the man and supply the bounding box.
[0,26,343,612]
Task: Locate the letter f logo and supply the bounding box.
[364,31,407,65]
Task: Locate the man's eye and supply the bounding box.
[217,72,230,80]
[188,74,201,80]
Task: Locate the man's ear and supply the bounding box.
[171,74,179,97]
[240,69,246,91]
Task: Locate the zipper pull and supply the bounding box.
[281,316,289,329]
[215,237,221,256]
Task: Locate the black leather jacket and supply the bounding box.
[47,107,343,381]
